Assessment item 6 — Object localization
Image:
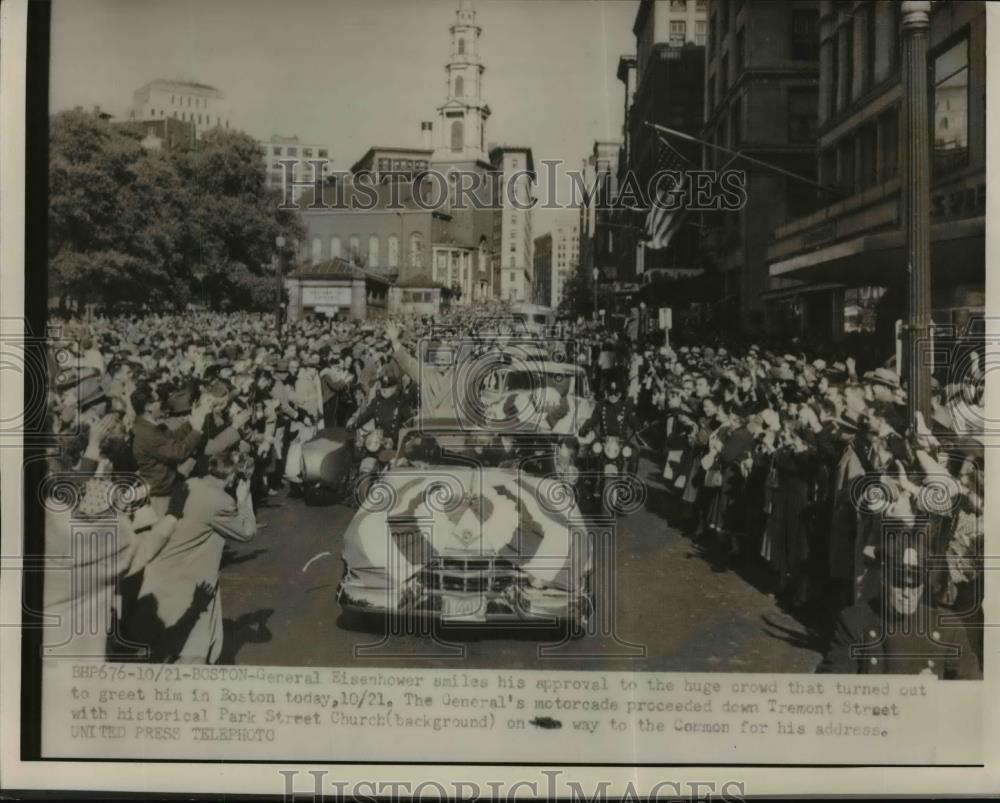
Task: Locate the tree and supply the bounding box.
[48,111,303,312]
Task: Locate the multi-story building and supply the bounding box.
[260,135,334,200]
[533,233,553,309]
[490,146,536,302]
[552,219,580,308]
[130,79,230,138]
[112,117,195,152]
[606,0,705,307]
[702,0,821,331]
[766,0,985,347]
[293,0,510,315]
[350,145,432,182]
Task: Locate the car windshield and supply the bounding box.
[504,369,580,394]
[396,430,554,474]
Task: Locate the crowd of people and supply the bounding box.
[41,305,984,676]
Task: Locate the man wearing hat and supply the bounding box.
[352,373,406,448]
[131,384,213,516]
[817,530,979,678]
[578,370,641,442]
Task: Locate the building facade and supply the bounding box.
[765,0,985,348]
[433,0,491,163]
[292,0,513,316]
[260,135,333,199]
[112,117,195,152]
[533,233,553,309]
[551,218,580,308]
[702,0,821,331]
[490,146,536,302]
[130,79,230,138]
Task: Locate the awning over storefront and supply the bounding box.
[768,217,984,287]
[760,281,846,302]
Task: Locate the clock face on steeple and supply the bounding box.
[434,0,489,164]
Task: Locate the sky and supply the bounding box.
[49,0,639,236]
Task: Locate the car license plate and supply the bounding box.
[441,594,485,621]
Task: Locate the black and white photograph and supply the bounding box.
[1,0,995,795]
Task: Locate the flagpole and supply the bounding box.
[644,121,846,199]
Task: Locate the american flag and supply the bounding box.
[644,136,692,250]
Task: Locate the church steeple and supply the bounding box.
[433,0,490,163]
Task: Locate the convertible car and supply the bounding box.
[478,360,594,436]
[337,421,593,630]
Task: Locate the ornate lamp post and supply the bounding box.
[275,234,285,335]
[901,1,932,428]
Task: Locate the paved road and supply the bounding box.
[218,459,823,672]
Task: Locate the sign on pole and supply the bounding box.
[659,307,673,330]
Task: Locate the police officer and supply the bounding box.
[353,373,406,447]
[579,372,641,441]
[816,531,979,678]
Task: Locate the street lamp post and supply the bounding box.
[900,1,932,429]
[275,234,285,335]
[592,267,599,322]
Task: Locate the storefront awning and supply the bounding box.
[768,217,984,287]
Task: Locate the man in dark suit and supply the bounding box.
[817,530,980,679]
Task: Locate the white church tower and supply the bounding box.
[433,0,491,164]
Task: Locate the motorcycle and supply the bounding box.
[352,427,396,506]
[582,434,639,517]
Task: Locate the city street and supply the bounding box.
[218,457,823,673]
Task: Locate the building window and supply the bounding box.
[311,237,322,265]
[368,235,380,268]
[933,37,969,175]
[288,147,298,156]
[409,232,424,268]
[730,99,742,146]
[349,235,360,263]
[319,149,328,158]
[791,9,819,61]
[858,124,877,189]
[843,23,854,103]
[880,108,898,181]
[330,236,341,259]
[273,146,282,155]
[829,34,840,119]
[451,120,464,152]
[670,0,686,8]
[864,1,876,92]
[695,19,707,46]
[304,148,312,157]
[787,88,818,143]
[669,21,686,48]
[387,235,399,269]
[837,138,855,195]
[819,148,838,188]
[171,95,175,104]
[458,37,465,55]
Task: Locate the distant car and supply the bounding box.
[337,420,593,631]
[478,361,594,435]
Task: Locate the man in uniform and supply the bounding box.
[578,372,641,442]
[816,530,980,678]
[353,374,406,448]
